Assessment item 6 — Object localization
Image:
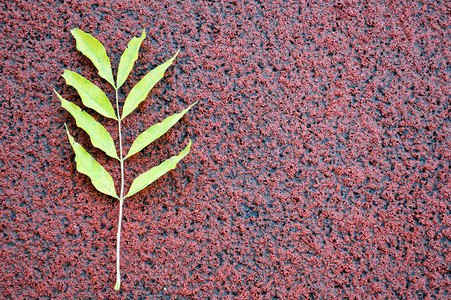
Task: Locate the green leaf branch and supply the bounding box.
[55,28,196,291]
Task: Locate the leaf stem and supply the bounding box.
[114,88,125,291]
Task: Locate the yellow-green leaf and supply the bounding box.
[71,28,116,88]
[125,140,191,198]
[65,125,118,199]
[55,90,119,160]
[125,101,197,159]
[121,50,179,120]
[117,29,146,89]
[62,70,117,120]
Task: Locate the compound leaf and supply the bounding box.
[125,101,197,159]
[71,28,116,88]
[125,140,191,198]
[117,29,146,89]
[62,70,117,120]
[121,50,179,120]
[65,125,118,199]
[55,90,119,160]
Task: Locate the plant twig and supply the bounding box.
[114,87,125,291]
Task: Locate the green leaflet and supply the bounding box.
[55,91,119,160]
[62,70,117,120]
[125,101,198,159]
[117,29,146,89]
[65,125,118,199]
[71,28,116,88]
[121,50,180,120]
[125,140,191,198]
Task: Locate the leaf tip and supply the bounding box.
[64,123,74,145]
[70,28,81,38]
[54,89,65,104]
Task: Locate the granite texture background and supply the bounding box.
[0,0,450,298]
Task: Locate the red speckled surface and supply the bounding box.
[1,0,450,299]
